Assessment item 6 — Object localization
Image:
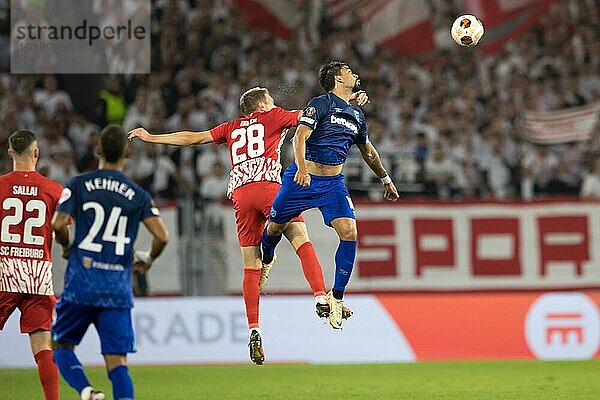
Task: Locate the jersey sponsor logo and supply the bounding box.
[83,256,93,269]
[58,188,72,204]
[303,106,316,117]
[330,115,358,133]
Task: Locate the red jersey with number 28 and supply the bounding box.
[0,171,63,295]
[210,107,301,198]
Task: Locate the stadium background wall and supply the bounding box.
[2,292,599,367]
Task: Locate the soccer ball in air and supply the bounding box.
[451,15,484,47]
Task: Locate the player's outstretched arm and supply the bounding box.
[127,127,214,146]
[357,142,399,201]
[293,125,314,186]
[134,216,169,274]
[51,211,72,258]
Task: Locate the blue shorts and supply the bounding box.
[52,299,136,355]
[270,163,356,226]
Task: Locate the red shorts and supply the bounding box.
[0,292,56,333]
[232,181,303,247]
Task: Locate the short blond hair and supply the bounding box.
[239,87,268,116]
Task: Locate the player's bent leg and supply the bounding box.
[261,221,288,265]
[284,222,327,297]
[104,354,131,400]
[328,218,358,329]
[29,330,59,400]
[52,340,98,399]
[239,245,271,292]
[239,247,264,364]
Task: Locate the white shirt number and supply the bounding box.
[1,198,46,245]
[231,123,265,164]
[79,201,131,256]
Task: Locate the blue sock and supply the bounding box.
[108,365,134,400]
[53,348,90,394]
[333,240,357,296]
[261,228,282,264]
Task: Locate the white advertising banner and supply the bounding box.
[4,292,600,367]
[222,201,600,293]
[0,295,413,368]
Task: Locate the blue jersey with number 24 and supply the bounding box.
[57,169,158,308]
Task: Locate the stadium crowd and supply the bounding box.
[0,0,599,204]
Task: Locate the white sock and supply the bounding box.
[315,295,327,304]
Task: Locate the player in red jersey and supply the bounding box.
[0,130,68,400]
[128,87,367,365]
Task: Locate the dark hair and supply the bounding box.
[100,125,127,163]
[9,130,37,154]
[318,61,348,92]
[239,87,268,116]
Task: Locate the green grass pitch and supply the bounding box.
[1,360,598,399]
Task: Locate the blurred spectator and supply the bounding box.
[67,113,99,160]
[128,142,190,200]
[38,146,78,185]
[196,145,230,184]
[123,88,152,133]
[76,130,100,172]
[200,161,228,228]
[520,145,560,200]
[99,76,127,126]
[33,75,73,117]
[0,0,597,201]
[580,159,600,199]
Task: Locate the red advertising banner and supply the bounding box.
[350,200,600,292]
[223,200,600,293]
[377,291,600,360]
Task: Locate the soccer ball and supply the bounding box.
[451,15,484,47]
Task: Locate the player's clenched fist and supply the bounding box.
[128,127,151,142]
[349,90,370,106]
[294,168,311,187]
[384,182,399,201]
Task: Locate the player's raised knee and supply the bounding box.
[333,219,357,241]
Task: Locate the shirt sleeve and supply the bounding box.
[141,191,161,220]
[275,107,301,128]
[209,122,230,145]
[354,109,370,145]
[298,97,328,130]
[56,178,76,216]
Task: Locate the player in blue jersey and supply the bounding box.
[50,125,169,400]
[261,61,399,329]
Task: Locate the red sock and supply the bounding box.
[34,349,59,400]
[296,242,326,296]
[242,268,261,329]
